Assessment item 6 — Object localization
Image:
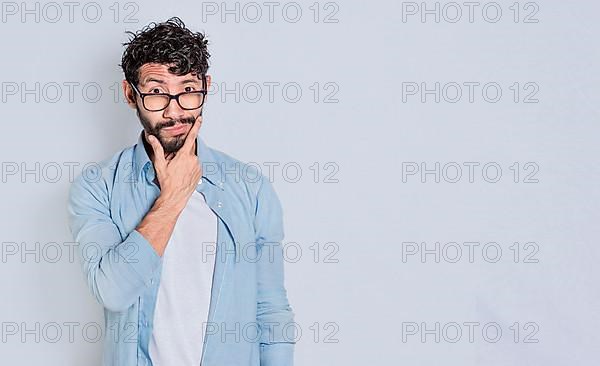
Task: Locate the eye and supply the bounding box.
[151,88,162,94]
[184,86,195,92]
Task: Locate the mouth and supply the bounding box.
[162,123,189,135]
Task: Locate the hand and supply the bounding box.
[146,118,203,212]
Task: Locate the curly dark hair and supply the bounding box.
[119,17,210,87]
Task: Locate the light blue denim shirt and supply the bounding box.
[67,131,295,366]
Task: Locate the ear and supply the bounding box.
[204,74,212,91]
[122,79,137,109]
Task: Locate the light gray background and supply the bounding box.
[0,0,598,365]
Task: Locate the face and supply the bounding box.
[123,63,212,155]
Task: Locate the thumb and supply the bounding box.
[146,134,166,166]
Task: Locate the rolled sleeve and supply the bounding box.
[254,175,296,366]
[68,173,161,312]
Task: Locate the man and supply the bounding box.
[67,17,295,366]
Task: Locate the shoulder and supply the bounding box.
[208,145,280,212]
[68,146,134,204]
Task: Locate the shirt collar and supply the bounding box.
[132,130,224,190]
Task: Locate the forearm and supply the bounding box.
[68,137,199,312]
[254,176,296,365]
[136,194,185,257]
[74,194,185,311]
[137,126,202,257]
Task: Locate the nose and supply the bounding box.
[162,97,186,120]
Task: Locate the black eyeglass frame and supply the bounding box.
[129,74,208,112]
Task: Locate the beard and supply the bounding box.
[136,106,202,155]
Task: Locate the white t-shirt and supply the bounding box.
[148,186,218,366]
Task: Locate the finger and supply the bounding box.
[182,116,202,154]
[146,134,166,168]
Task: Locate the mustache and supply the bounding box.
[156,116,196,130]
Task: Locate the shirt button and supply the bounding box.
[198,178,203,185]
[144,320,149,327]
[217,201,222,208]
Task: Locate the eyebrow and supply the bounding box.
[180,78,201,84]
[142,77,201,86]
[142,77,164,85]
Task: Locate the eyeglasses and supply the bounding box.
[129,75,207,112]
